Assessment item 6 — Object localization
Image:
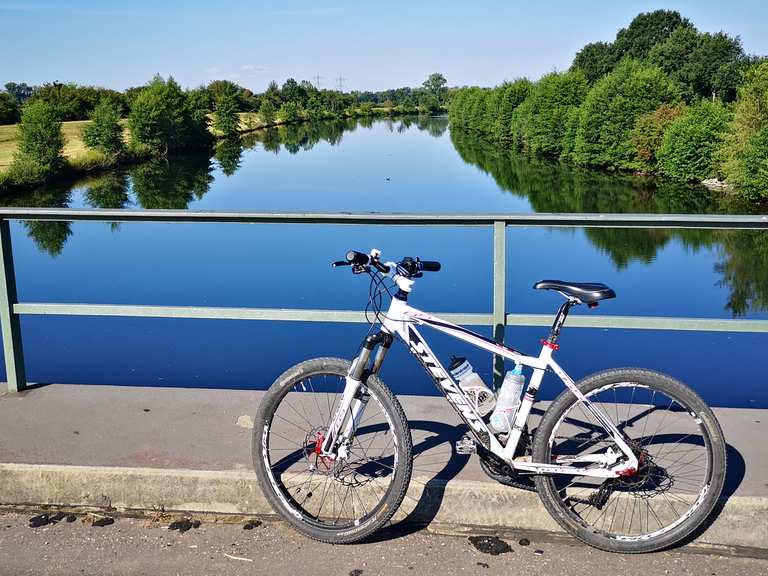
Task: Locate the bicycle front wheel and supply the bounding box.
[253,357,412,543]
[533,368,726,553]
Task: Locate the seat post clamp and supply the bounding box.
[541,339,560,351]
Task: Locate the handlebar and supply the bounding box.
[332,250,441,277]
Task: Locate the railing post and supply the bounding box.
[492,220,506,390]
[0,219,26,393]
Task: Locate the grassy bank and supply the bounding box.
[0,120,93,172]
[0,106,429,191]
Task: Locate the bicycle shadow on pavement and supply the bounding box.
[675,441,745,548]
[364,419,474,543]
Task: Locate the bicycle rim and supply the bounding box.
[541,381,716,542]
[260,372,401,530]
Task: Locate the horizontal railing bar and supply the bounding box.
[506,313,768,333]
[0,208,767,229]
[12,303,492,326]
[12,303,768,333]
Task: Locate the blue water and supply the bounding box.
[3,117,767,407]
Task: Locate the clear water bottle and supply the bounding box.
[448,356,496,416]
[490,364,525,434]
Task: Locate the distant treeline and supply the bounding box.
[0,73,449,125]
[448,10,768,201]
[0,73,449,193]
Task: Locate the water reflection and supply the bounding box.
[214,138,244,176]
[130,155,213,209]
[449,130,768,317]
[1,116,766,317]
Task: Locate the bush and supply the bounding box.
[128,76,212,155]
[279,101,302,124]
[5,155,50,186]
[656,100,731,181]
[510,70,588,156]
[573,59,680,169]
[0,92,20,125]
[559,107,581,162]
[631,103,687,170]
[26,83,127,121]
[494,79,532,142]
[213,90,240,138]
[10,99,64,182]
[82,98,125,157]
[259,99,276,125]
[735,126,768,199]
[721,61,768,198]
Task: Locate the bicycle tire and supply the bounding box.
[532,368,726,553]
[253,357,413,544]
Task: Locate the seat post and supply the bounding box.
[545,300,576,348]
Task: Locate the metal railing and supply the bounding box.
[1,207,767,393]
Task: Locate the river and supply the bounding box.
[2,115,766,407]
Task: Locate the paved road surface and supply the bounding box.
[1,512,766,576]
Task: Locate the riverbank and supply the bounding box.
[0,106,437,194]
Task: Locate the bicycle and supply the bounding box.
[252,249,726,553]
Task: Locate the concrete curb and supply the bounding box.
[2,462,767,549]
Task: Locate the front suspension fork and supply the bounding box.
[321,331,393,455]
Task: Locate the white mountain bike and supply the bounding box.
[253,249,726,553]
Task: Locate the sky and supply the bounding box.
[1,0,767,92]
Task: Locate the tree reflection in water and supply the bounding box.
[449,129,768,316]
[1,117,766,316]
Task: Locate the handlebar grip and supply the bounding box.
[419,260,441,272]
[346,250,370,265]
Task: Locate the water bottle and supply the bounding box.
[490,364,525,434]
[448,356,496,416]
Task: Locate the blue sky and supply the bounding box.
[1,0,766,91]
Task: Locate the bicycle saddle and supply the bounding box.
[533,280,616,304]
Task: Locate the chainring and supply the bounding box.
[478,428,536,492]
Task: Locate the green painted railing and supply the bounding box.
[1,207,767,393]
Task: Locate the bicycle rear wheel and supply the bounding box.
[253,357,412,543]
[533,368,726,553]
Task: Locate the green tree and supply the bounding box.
[0,92,20,124]
[128,76,211,155]
[573,59,680,169]
[569,10,692,82]
[259,98,276,125]
[737,127,768,199]
[26,82,126,121]
[656,100,731,181]
[571,42,615,83]
[720,61,768,198]
[263,81,282,107]
[422,73,448,105]
[648,27,747,102]
[511,70,588,156]
[9,99,65,183]
[281,78,307,105]
[82,98,125,157]
[419,93,441,114]
[213,90,240,138]
[4,82,35,104]
[630,103,687,170]
[612,10,693,61]
[494,79,532,142]
[279,101,302,124]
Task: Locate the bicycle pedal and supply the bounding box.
[455,435,477,455]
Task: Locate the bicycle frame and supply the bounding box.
[322,284,639,480]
